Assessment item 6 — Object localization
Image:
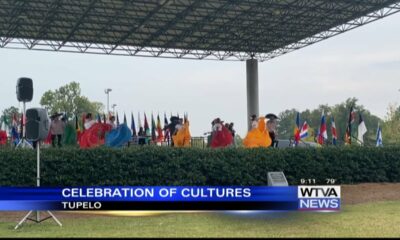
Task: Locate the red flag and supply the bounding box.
[318,111,327,145]
[294,112,300,145]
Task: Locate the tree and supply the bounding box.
[382,103,400,145]
[0,106,20,128]
[40,82,104,117]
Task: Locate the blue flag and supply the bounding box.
[376,124,383,147]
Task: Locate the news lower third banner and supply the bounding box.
[0,186,340,212]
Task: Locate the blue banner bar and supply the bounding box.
[0,186,340,211]
[0,186,298,202]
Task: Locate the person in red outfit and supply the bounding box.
[210,118,233,148]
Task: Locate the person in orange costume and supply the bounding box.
[172,119,191,147]
[243,116,272,148]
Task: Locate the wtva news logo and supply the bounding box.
[298,186,341,211]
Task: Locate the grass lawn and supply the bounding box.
[1,201,399,238]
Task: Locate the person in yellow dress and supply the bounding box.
[243,116,272,148]
[172,118,191,147]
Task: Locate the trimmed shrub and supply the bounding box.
[0,146,399,186]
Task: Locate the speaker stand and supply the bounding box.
[16,102,33,149]
[15,142,62,229]
[15,138,33,149]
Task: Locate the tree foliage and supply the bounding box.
[382,103,400,145]
[40,82,104,117]
[0,106,20,128]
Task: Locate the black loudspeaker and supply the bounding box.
[26,108,50,141]
[16,77,33,102]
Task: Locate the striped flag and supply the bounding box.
[318,110,327,145]
[376,123,383,147]
[331,116,337,145]
[357,113,367,145]
[300,121,308,139]
[164,113,169,141]
[294,112,300,145]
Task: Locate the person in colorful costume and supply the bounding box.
[243,116,272,148]
[210,118,233,148]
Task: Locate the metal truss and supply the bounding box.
[0,0,399,61]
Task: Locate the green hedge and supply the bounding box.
[1,146,399,186]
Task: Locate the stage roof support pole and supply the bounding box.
[246,58,259,131]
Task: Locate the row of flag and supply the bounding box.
[74,112,188,143]
[293,107,383,147]
[0,109,385,147]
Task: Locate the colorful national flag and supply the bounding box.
[164,113,169,141]
[331,116,337,145]
[151,113,156,142]
[300,121,308,139]
[11,126,19,144]
[131,113,137,137]
[357,113,367,144]
[318,111,327,145]
[144,113,150,137]
[294,112,300,145]
[345,106,355,144]
[376,123,383,147]
[156,114,164,142]
[11,113,19,143]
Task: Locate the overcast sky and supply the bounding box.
[1,13,399,137]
